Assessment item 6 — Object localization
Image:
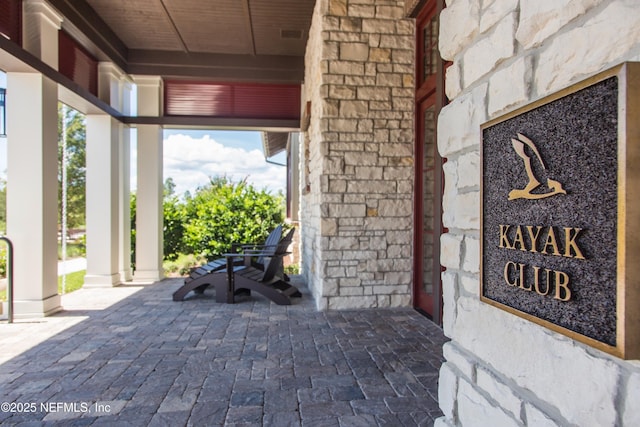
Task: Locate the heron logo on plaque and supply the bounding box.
[507,133,566,201]
[480,63,640,360]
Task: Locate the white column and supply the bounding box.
[84,114,120,286]
[98,63,125,109]
[4,0,63,317]
[94,62,132,284]
[119,79,133,281]
[133,76,164,282]
[6,73,60,316]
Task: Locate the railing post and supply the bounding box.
[0,236,14,323]
[0,87,6,137]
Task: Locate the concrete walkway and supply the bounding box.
[0,277,447,426]
[1,257,85,293]
[58,257,87,275]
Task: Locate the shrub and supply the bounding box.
[0,247,6,278]
[163,253,207,276]
[163,193,186,261]
[182,177,285,259]
[284,264,299,275]
[131,176,284,266]
[57,241,86,259]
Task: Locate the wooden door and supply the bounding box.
[413,0,446,323]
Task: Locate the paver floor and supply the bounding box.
[0,277,447,426]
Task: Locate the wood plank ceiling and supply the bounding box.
[50,0,315,83]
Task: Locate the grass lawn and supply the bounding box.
[0,270,85,301]
[58,270,86,294]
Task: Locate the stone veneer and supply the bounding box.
[301,0,415,310]
[436,1,640,426]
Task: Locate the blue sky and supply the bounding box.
[0,71,287,196]
[156,129,287,197]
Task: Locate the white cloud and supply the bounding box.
[161,133,286,197]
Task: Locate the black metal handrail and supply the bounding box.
[0,236,13,323]
[0,87,6,137]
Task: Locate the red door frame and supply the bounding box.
[413,0,447,323]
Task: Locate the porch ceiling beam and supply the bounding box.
[1,37,301,129]
[0,35,122,118]
[122,115,300,132]
[127,50,304,83]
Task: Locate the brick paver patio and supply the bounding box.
[0,277,447,426]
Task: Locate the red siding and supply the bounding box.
[164,80,301,120]
[58,30,98,96]
[0,0,21,44]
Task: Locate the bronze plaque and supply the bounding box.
[480,63,640,359]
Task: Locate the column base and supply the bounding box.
[133,269,164,283]
[119,269,133,282]
[12,294,62,318]
[83,273,121,287]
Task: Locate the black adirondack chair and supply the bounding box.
[221,228,301,305]
[245,227,295,278]
[172,225,283,302]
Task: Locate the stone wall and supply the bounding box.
[301,0,416,310]
[436,1,640,426]
[301,0,326,308]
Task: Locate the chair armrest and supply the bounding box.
[222,252,271,258]
[238,244,278,251]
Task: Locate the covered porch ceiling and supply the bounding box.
[49,0,316,84]
[39,0,317,151]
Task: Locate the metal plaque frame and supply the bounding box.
[480,62,640,360]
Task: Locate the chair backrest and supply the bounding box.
[279,227,295,248]
[256,224,284,265]
[262,227,295,282]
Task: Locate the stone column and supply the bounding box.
[301,0,415,309]
[6,0,63,316]
[132,76,164,282]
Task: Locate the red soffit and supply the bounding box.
[164,80,301,120]
[58,30,98,96]
[0,0,21,44]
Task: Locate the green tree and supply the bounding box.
[58,104,86,230]
[164,177,176,196]
[182,176,284,258]
[163,177,186,260]
[130,192,137,268]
